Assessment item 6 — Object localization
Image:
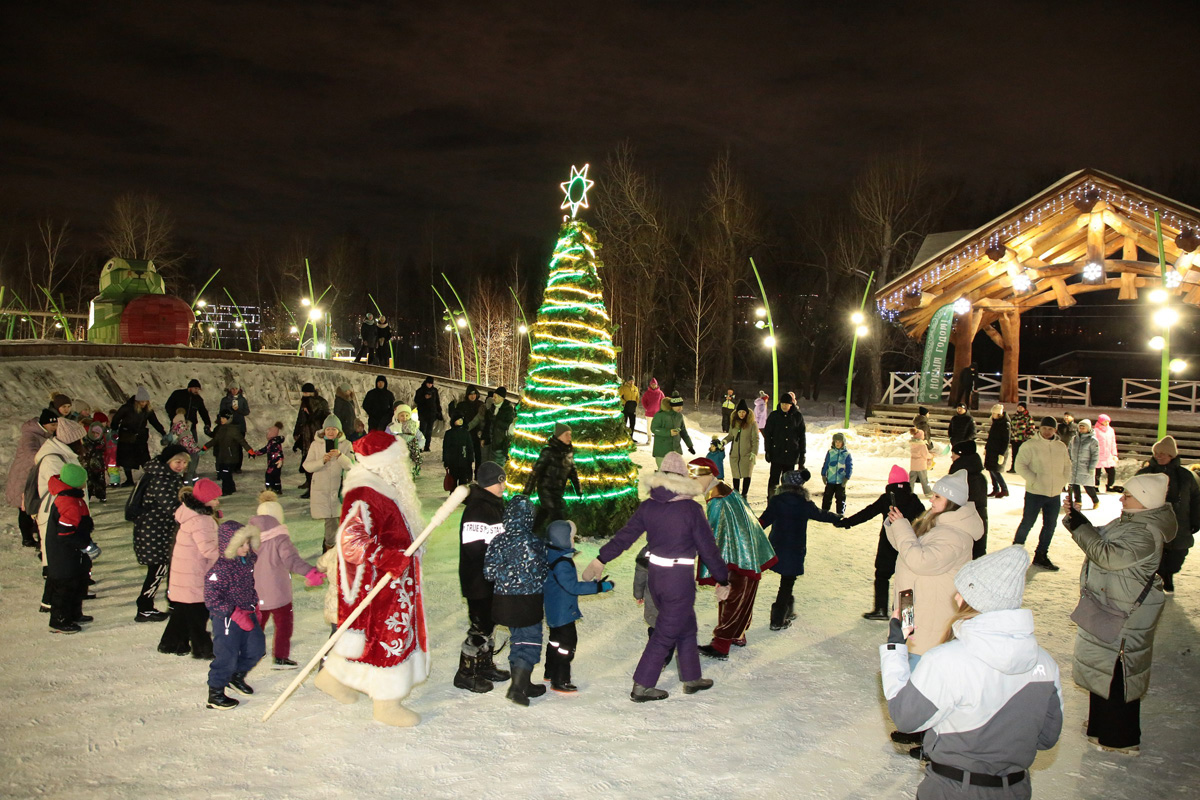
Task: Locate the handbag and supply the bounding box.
[1070,562,1156,643]
[443,469,456,492]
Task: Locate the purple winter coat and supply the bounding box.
[204,521,260,615]
[250,514,315,611]
[598,480,729,584]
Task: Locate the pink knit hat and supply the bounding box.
[889,465,910,485]
[55,418,86,444]
[192,478,222,505]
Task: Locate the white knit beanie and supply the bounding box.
[932,471,970,506]
[1124,473,1169,509]
[256,490,285,524]
[954,546,1030,612]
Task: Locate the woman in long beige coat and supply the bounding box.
[722,400,759,499]
[303,415,354,552]
[884,470,984,659]
[1063,472,1175,755]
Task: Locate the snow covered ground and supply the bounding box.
[2,401,1198,800]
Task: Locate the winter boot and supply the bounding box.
[862,608,889,621]
[49,616,81,634]
[631,682,669,702]
[192,636,215,660]
[698,643,729,660]
[1032,553,1060,571]
[206,686,238,710]
[769,602,791,631]
[506,664,541,706]
[551,661,578,694]
[682,678,713,694]
[372,699,420,727]
[891,730,923,745]
[314,666,360,704]
[158,642,191,656]
[228,672,254,696]
[273,658,298,669]
[786,597,797,622]
[453,650,493,694]
[479,635,510,682]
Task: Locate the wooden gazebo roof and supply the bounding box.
[876,169,1200,337]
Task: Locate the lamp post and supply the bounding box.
[749,258,779,407]
[844,271,876,429]
[1153,212,1175,439]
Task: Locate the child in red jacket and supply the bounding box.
[44,464,99,633]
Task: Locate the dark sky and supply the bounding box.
[4,1,1200,249]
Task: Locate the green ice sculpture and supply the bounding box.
[88,258,165,344]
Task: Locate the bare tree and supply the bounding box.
[99,192,183,275]
[25,219,83,338]
[850,151,936,409]
[673,248,723,404]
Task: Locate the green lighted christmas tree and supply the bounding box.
[504,165,639,535]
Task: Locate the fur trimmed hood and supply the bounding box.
[222,523,262,559]
[640,469,704,500]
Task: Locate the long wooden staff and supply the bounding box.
[262,485,470,722]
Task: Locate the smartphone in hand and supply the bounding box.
[898,589,915,630]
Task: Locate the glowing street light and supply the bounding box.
[456,317,467,328]
[851,311,865,325]
[844,272,876,428]
[755,307,767,318]
[196,299,207,308]
[308,308,323,322]
[234,320,243,328]
[953,297,972,315]
[207,326,216,333]
[1170,358,1188,374]
[1149,288,1168,304]
[1153,307,1179,328]
[290,325,298,334]
[1149,336,1166,350]
[444,324,452,332]
[300,297,311,307]
[763,335,776,348]
[855,324,869,337]
[518,324,528,334]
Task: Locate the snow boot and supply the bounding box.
[372,699,420,727]
[49,617,81,634]
[891,730,923,745]
[228,672,254,696]
[1032,553,1060,571]
[479,635,510,682]
[631,682,669,702]
[314,666,360,704]
[682,678,713,694]
[506,664,541,706]
[272,658,298,669]
[862,608,889,620]
[206,687,238,710]
[769,602,791,631]
[550,661,578,694]
[698,644,729,660]
[453,650,494,694]
[158,642,190,656]
[786,597,797,622]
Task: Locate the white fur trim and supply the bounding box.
[324,649,430,702]
[352,437,405,470]
[640,470,703,499]
[342,462,424,542]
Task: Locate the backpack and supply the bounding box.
[124,471,152,522]
[23,454,52,514]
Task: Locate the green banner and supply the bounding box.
[918,304,955,404]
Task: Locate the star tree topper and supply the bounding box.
[560,163,594,219]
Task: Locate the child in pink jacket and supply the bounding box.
[249,490,325,668]
[159,478,222,658]
[908,428,933,497]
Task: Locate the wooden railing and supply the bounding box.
[1122,379,1200,412]
[884,372,1091,405]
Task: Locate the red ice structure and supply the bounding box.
[119,294,195,345]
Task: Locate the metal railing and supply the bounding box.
[885,372,1091,406]
[1122,379,1200,412]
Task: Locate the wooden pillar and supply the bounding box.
[947,309,981,406]
[999,311,1020,404]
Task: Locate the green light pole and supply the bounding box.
[443,274,481,381]
[432,285,467,381]
[1154,212,1173,439]
[844,271,875,429]
[749,257,779,407]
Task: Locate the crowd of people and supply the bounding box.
[4,375,1194,791]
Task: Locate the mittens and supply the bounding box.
[231,607,255,631]
[598,579,615,593]
[305,567,326,587]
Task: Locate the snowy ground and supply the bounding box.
[2,402,1198,800]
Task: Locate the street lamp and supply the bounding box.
[844,271,876,429]
[1170,358,1188,374]
[755,307,767,319]
[518,324,528,335]
[308,308,322,322]
[196,299,207,308]
[290,325,298,334]
[456,317,467,328]
[763,335,776,348]
[1149,336,1165,350]
[749,258,779,407]
[1149,288,1168,304]
[300,297,311,307]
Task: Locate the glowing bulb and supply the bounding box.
[1166,271,1182,289]
[763,335,776,348]
[1153,308,1179,328]
[196,299,207,308]
[755,307,767,318]
[456,317,467,328]
[314,343,327,355]
[208,326,216,333]
[1083,262,1104,281]
[855,325,869,337]
[300,298,311,307]
[289,325,298,334]
[851,311,865,325]
[1012,273,1032,292]
[953,297,971,315]
[308,308,322,322]
[1149,336,1165,350]
[234,320,242,328]
[518,324,528,334]
[1149,288,1168,304]
[754,320,766,329]
[1171,358,1188,374]
[54,322,62,329]
[444,324,452,332]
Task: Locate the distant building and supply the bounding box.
[196,303,261,349]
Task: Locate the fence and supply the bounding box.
[1122,379,1200,413]
[884,372,1091,406]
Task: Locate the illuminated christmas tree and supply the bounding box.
[504,165,639,535]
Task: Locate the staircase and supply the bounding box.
[864,404,1200,461]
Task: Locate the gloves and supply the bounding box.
[231,608,255,631]
[887,618,907,645]
[249,450,259,459]
[1062,507,1089,532]
[305,567,326,587]
[688,447,695,455]
[82,542,102,560]
[598,577,614,593]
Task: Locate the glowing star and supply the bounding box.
[560,164,594,219]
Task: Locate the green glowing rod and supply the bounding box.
[222,287,255,352]
[442,274,480,382]
[509,285,533,350]
[366,293,394,368]
[431,284,467,381]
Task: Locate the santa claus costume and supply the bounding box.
[314,430,429,727]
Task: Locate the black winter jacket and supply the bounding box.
[949,451,989,530]
[459,485,505,599]
[841,480,926,544]
[984,415,1010,467]
[443,424,475,476]
[1137,457,1200,550]
[362,377,395,431]
[204,423,254,467]
[414,385,443,422]
[763,406,806,467]
[164,389,211,432]
[523,437,581,507]
[947,413,976,445]
[133,459,184,566]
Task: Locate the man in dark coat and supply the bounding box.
[952,362,978,408]
[1056,411,1077,451]
[837,464,925,620]
[454,462,511,693]
[293,382,329,495]
[763,396,805,495]
[1137,435,1200,592]
[523,422,581,533]
[413,377,443,452]
[487,387,517,464]
[164,379,212,439]
[354,313,378,364]
[112,387,166,485]
[946,403,976,446]
[362,375,395,432]
[949,439,989,557]
[373,315,391,367]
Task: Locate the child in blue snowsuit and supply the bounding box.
[543,520,613,693]
[204,520,266,710]
[820,432,853,516]
[707,437,726,480]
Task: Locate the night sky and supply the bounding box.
[3,1,1200,250]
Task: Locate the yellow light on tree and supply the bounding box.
[505,166,638,534]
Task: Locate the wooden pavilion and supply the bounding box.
[875,169,1200,403]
